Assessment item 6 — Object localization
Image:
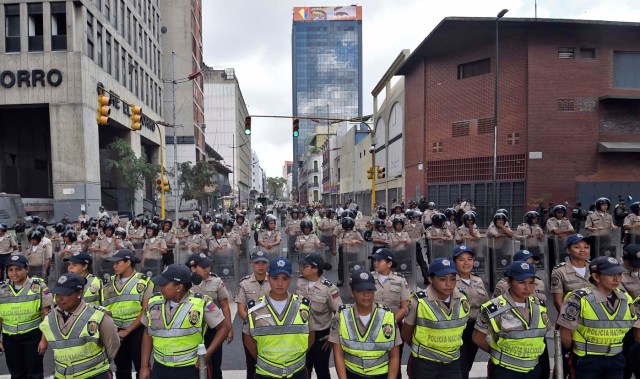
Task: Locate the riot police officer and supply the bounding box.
[258,214,282,259]
[295,221,323,256]
[159,219,176,267]
[337,217,364,287]
[141,223,166,276]
[64,251,102,305]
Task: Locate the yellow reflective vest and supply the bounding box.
[101,272,149,328]
[83,275,102,305]
[145,294,206,367]
[482,295,547,372]
[248,294,310,378]
[338,305,396,376]
[570,288,636,357]
[0,277,45,335]
[410,290,469,363]
[40,304,110,379]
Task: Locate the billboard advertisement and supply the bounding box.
[293,6,362,21]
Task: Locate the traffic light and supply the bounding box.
[244,116,252,135]
[162,179,170,192]
[155,178,163,192]
[131,105,142,131]
[293,118,300,137]
[377,166,386,179]
[96,93,111,125]
[367,167,375,180]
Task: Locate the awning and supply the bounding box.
[598,142,640,153]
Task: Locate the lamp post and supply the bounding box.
[370,144,376,207]
[492,9,508,217]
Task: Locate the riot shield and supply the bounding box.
[590,228,621,259]
[93,252,115,284]
[392,242,417,294]
[132,241,144,261]
[320,233,334,268]
[459,237,489,289]
[551,236,569,266]
[287,233,298,261]
[520,238,550,287]
[489,237,516,290]
[341,241,368,303]
[213,246,238,296]
[141,257,163,279]
[25,251,47,281]
[628,230,640,245]
[174,242,192,267]
[54,250,71,283]
[428,238,455,261]
[262,242,283,260]
[237,239,250,278]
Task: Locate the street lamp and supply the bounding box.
[492,9,508,217]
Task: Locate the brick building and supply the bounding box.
[399,17,640,226]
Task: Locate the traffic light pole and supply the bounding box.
[371,147,376,208]
[156,126,166,218]
[172,51,179,221]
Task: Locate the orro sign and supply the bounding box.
[0,69,63,88]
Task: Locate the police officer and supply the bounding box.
[0,255,53,379]
[202,213,214,242]
[337,217,365,287]
[115,226,134,251]
[233,213,252,256]
[453,245,489,379]
[296,253,342,378]
[330,269,401,379]
[387,218,412,252]
[422,202,437,230]
[158,219,176,267]
[0,223,19,281]
[456,212,481,245]
[24,230,51,279]
[140,223,166,275]
[39,273,120,379]
[128,218,145,254]
[235,250,271,379]
[13,217,27,251]
[402,258,470,378]
[64,251,102,305]
[188,253,233,379]
[551,234,593,312]
[405,210,429,283]
[223,218,243,256]
[102,249,153,379]
[371,219,389,255]
[186,221,207,254]
[473,261,550,378]
[139,264,230,379]
[295,221,323,255]
[514,211,545,252]
[586,197,619,257]
[494,250,547,301]
[546,205,575,239]
[624,202,640,245]
[558,256,640,379]
[243,258,314,379]
[174,217,191,257]
[258,214,282,259]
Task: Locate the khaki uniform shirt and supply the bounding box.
[621,269,640,300]
[557,287,640,330]
[551,258,591,295]
[209,237,231,254]
[159,230,176,249]
[405,285,465,326]
[514,223,545,241]
[258,230,281,253]
[142,237,167,261]
[0,234,18,255]
[446,221,457,237]
[585,211,616,234]
[191,274,229,305]
[234,273,271,306]
[127,226,144,243]
[175,227,190,251]
[225,231,243,248]
[337,230,364,253]
[186,234,207,253]
[295,277,342,330]
[487,224,512,238]
[142,292,225,330]
[295,233,322,254]
[386,231,412,251]
[24,243,51,266]
[328,305,402,346]
[426,226,452,240]
[545,217,575,237]
[373,272,411,315]
[623,214,640,234]
[286,219,301,236]
[456,225,480,243]
[48,302,120,360]
[233,221,252,240]
[404,222,424,242]
[201,222,213,240]
[371,230,388,247]
[318,219,338,237]
[456,274,489,320]
[475,290,551,336]
[422,209,437,225]
[97,236,117,257]
[332,224,342,238]
[115,237,135,252]
[493,277,547,302]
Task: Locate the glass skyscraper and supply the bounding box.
[292,6,363,195]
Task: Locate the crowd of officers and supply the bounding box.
[0,196,640,379]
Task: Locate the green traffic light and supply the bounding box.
[293,131,299,137]
[244,129,251,135]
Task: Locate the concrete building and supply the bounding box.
[251,150,265,206]
[159,0,205,214]
[203,67,252,208]
[398,17,640,226]
[0,0,164,220]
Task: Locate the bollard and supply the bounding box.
[197,343,207,379]
[554,330,564,379]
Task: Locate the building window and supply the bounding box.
[558,47,574,59]
[50,2,67,51]
[27,3,44,52]
[96,23,103,67]
[5,4,21,53]
[121,48,126,85]
[507,132,520,145]
[557,99,575,112]
[128,55,133,91]
[614,52,640,89]
[580,47,596,59]
[138,27,143,57]
[477,117,494,134]
[457,58,490,80]
[432,142,443,153]
[114,41,119,80]
[126,8,131,44]
[105,32,111,74]
[86,12,94,59]
[104,0,110,23]
[452,120,470,137]
[119,0,124,35]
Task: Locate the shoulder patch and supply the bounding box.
[192,293,203,299]
[31,278,41,285]
[241,275,251,281]
[152,291,162,297]
[301,296,310,306]
[247,300,256,308]
[138,273,148,280]
[457,286,467,295]
[210,273,219,278]
[573,289,589,298]
[377,303,390,311]
[537,299,547,308]
[415,291,426,299]
[554,262,567,268]
[338,304,347,311]
[321,279,333,286]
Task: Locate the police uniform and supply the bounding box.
[493,277,547,302]
[551,258,592,300]
[623,213,640,244]
[0,232,18,280]
[0,258,53,379]
[295,276,342,378]
[373,271,411,316]
[545,217,575,237]
[514,223,545,246]
[258,229,282,258]
[175,226,190,255]
[233,220,252,241]
[185,233,207,254]
[475,290,550,378]
[159,228,176,267]
[202,221,213,240]
[386,231,412,252]
[225,229,243,250]
[295,233,322,255]
[286,218,302,257]
[141,236,167,274]
[115,236,135,252]
[242,294,313,379]
[235,273,271,309]
[457,273,489,379]
[24,241,52,279]
[97,235,117,258]
[455,224,480,244]
[127,225,144,250]
[426,226,453,240]
[371,228,388,254]
[445,221,457,238]
[422,209,437,229]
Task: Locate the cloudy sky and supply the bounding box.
[201,0,640,178]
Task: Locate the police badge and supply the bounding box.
[461,298,470,313]
[189,310,201,325]
[89,283,99,294]
[299,309,310,323]
[136,282,146,293]
[382,323,393,339]
[87,321,98,336]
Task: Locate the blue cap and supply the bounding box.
[152,264,193,287]
[251,250,270,263]
[589,256,626,277]
[453,245,474,258]
[369,248,395,262]
[428,258,457,277]
[51,273,87,296]
[186,252,212,268]
[64,251,93,264]
[565,234,592,248]
[623,244,640,268]
[6,255,28,268]
[105,249,140,263]
[513,250,540,262]
[269,258,292,277]
[350,270,376,291]
[505,261,539,281]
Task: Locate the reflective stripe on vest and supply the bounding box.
[39,305,110,379]
[485,296,547,373]
[0,279,43,335]
[102,274,147,328]
[573,291,636,357]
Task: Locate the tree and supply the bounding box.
[105,138,160,214]
[177,161,217,208]
[266,177,287,200]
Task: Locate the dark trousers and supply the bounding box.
[346,371,387,379]
[244,339,257,379]
[255,369,308,379]
[306,328,332,378]
[151,361,199,379]
[91,372,112,379]
[114,326,144,379]
[337,246,344,282]
[204,327,223,379]
[488,361,542,379]
[416,242,429,285]
[0,253,12,281]
[570,353,625,379]
[3,329,44,379]
[459,322,478,379]
[408,356,462,379]
[623,330,640,379]
[162,249,174,268]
